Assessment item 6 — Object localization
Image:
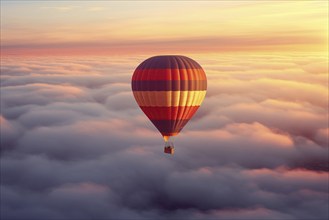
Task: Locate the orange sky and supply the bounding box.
[1,1,328,56]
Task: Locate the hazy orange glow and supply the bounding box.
[1,1,327,56]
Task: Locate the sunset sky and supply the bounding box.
[1,1,328,220]
[1,1,328,55]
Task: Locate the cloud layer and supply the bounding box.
[1,53,328,220]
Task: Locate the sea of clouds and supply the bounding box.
[1,53,328,220]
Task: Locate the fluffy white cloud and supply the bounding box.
[1,54,328,220]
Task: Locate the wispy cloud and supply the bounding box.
[40,6,80,12]
[87,7,104,12]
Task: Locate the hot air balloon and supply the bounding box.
[132,55,207,154]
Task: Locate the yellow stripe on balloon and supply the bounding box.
[133,91,206,107]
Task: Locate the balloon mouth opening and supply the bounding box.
[163,134,178,142]
[163,135,170,142]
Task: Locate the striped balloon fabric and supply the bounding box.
[132,55,207,142]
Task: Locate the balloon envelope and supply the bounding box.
[132,55,207,141]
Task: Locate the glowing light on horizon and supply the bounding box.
[1,1,327,55]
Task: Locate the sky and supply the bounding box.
[1,1,328,220]
[1,1,328,55]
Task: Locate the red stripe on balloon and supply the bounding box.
[132,68,206,81]
[150,119,190,134]
[132,80,207,91]
[140,106,200,120]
